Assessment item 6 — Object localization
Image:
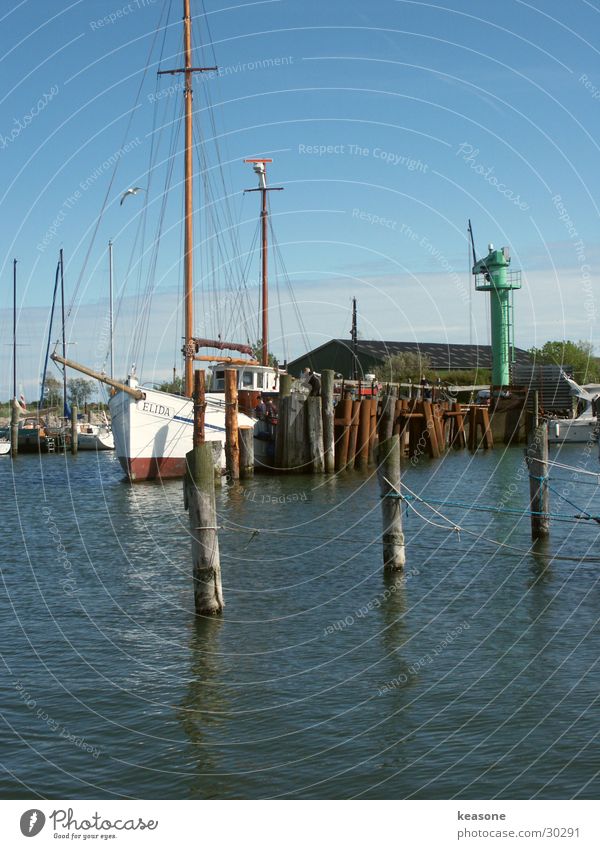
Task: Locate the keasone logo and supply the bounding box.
[20,810,46,837]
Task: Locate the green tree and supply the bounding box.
[251,339,278,367]
[374,352,434,384]
[528,340,600,383]
[43,375,62,408]
[158,375,184,395]
[67,378,95,407]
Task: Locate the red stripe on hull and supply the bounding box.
[119,455,189,481]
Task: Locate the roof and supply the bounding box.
[289,339,531,370]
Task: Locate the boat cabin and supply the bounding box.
[209,363,280,394]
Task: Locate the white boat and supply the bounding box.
[547,407,598,444]
[52,1,286,480]
[546,374,599,444]
[0,440,10,456]
[75,422,115,451]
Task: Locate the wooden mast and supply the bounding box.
[183,0,194,397]
[244,159,283,366]
[158,1,216,397]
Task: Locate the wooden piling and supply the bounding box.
[377,434,406,571]
[347,400,361,468]
[224,368,239,480]
[334,395,352,470]
[357,399,371,469]
[70,405,78,455]
[10,398,19,457]
[368,396,378,464]
[193,370,205,446]
[527,394,549,539]
[184,443,224,615]
[279,373,293,399]
[422,401,440,458]
[239,427,254,478]
[307,396,325,473]
[321,369,335,473]
[378,387,398,444]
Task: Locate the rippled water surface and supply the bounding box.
[1,442,599,799]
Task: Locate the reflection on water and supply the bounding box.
[1,443,599,799]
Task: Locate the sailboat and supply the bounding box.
[52,0,282,480]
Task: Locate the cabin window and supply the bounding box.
[241,371,254,388]
[213,370,225,390]
[257,372,264,389]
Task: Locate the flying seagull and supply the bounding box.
[120,186,145,206]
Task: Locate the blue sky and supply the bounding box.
[1,0,599,397]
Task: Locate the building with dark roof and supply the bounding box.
[287,339,532,378]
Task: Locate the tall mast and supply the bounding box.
[183,0,194,396]
[12,259,17,400]
[158,0,217,397]
[60,248,68,417]
[108,240,114,379]
[351,296,358,380]
[244,159,283,366]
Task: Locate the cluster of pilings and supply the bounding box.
[274,375,494,473]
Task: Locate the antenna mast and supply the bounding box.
[244,159,283,366]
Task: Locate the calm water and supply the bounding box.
[1,442,599,799]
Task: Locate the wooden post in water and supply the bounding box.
[279,373,293,399]
[334,395,352,470]
[195,369,206,442]
[378,386,397,444]
[10,399,19,457]
[224,368,239,480]
[184,368,224,615]
[275,373,293,468]
[348,399,361,468]
[239,427,254,478]
[357,399,371,469]
[377,434,406,571]
[321,369,335,473]
[527,391,550,539]
[70,405,78,455]
[307,396,325,473]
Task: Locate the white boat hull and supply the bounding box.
[76,426,115,451]
[0,441,10,456]
[547,416,599,444]
[108,385,265,480]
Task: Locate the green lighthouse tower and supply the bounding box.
[472,242,522,387]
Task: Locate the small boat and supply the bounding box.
[546,374,599,444]
[0,440,10,456]
[74,421,115,451]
